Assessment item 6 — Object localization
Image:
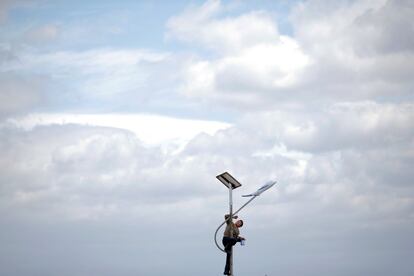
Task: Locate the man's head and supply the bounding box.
[235,220,243,228]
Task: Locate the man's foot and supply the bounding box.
[223,271,230,275]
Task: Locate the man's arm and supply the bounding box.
[224,214,238,224]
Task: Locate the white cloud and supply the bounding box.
[167,0,279,54]
[167,0,414,109]
[6,113,231,146]
[168,1,310,108]
[184,36,309,91]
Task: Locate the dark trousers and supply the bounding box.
[222,237,239,274]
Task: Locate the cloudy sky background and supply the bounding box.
[1,0,413,275]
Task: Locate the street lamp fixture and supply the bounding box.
[214,172,277,276]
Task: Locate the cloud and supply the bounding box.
[291,0,414,100]
[167,0,279,54]
[6,112,231,146]
[178,99,414,229]
[168,0,310,109]
[0,47,187,115]
[0,122,236,221]
[241,101,414,153]
[167,0,414,110]
[8,103,408,221]
[292,0,414,57]
[1,102,412,275]
[0,124,162,220]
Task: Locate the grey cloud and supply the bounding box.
[351,0,414,56]
[1,106,414,275]
[0,124,230,221]
[237,102,414,153]
[4,103,411,219]
[286,102,414,152]
[291,0,414,100]
[181,101,414,217]
[0,123,250,276]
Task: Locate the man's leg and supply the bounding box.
[223,237,231,274]
[224,247,231,275]
[222,237,237,275]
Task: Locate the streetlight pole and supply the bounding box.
[215,172,277,276]
[228,184,234,276]
[216,172,241,276]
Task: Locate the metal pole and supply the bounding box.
[229,184,233,276]
[229,183,233,219]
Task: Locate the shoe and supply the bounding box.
[223,272,230,275]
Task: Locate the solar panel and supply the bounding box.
[216,172,242,189]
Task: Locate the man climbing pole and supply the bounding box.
[222,214,245,275]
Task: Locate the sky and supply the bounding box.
[0,0,413,275]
